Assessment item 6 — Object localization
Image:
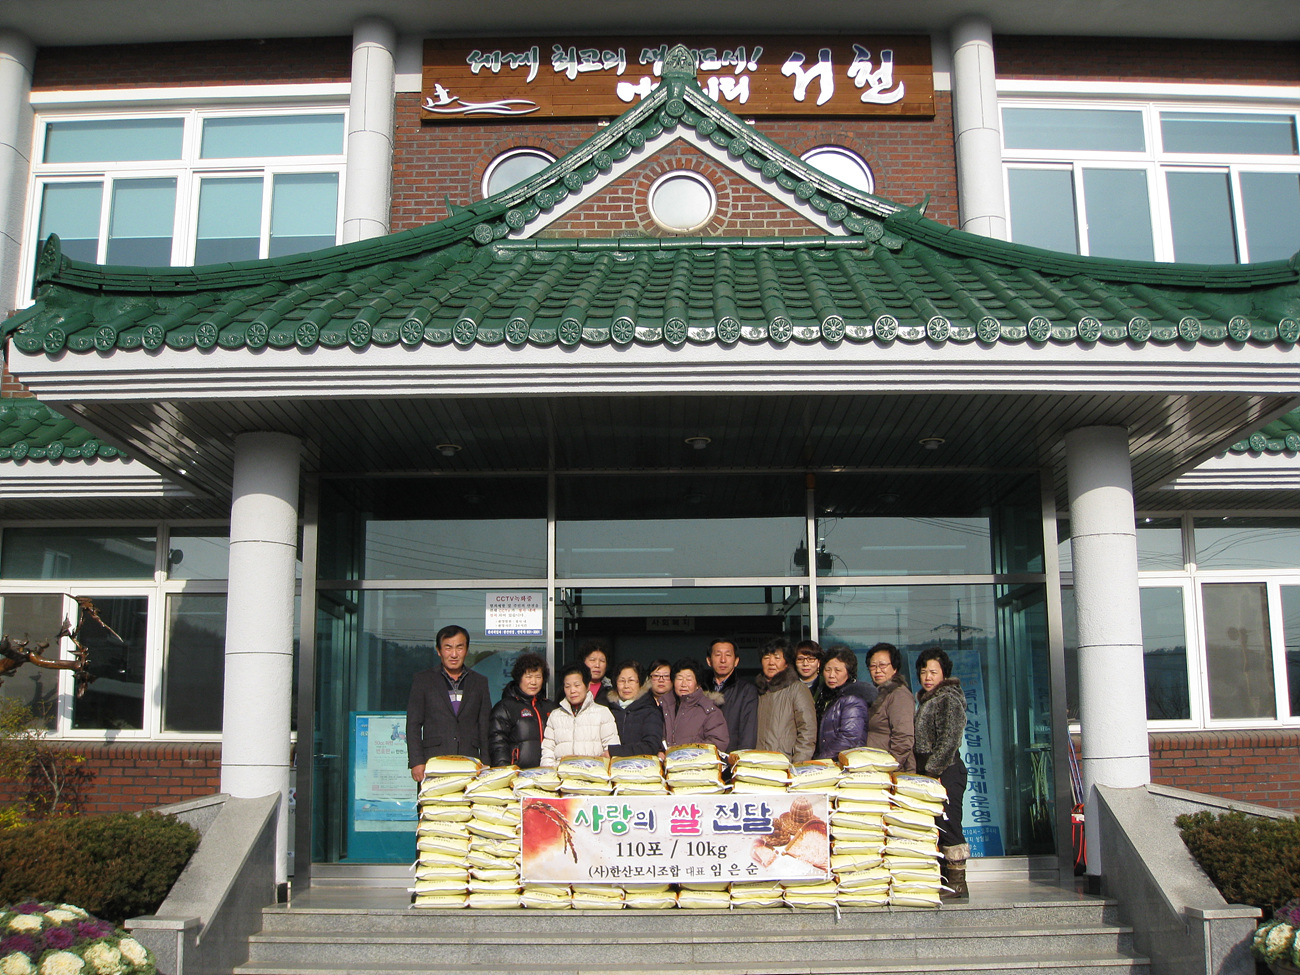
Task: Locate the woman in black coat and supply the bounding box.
[605,661,665,757]
[815,645,877,759]
[489,652,556,768]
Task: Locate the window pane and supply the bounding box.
[1160,112,1298,156]
[1,527,156,579]
[1007,169,1078,253]
[106,177,176,266]
[1282,586,1300,717]
[268,173,338,257]
[802,147,874,193]
[201,114,345,158]
[1003,107,1145,152]
[483,149,554,197]
[44,118,183,163]
[1141,588,1189,720]
[1193,517,1300,570]
[166,529,230,580]
[558,517,804,579]
[815,517,993,576]
[0,594,66,729]
[364,520,546,580]
[195,177,263,265]
[71,596,148,731]
[1202,582,1275,720]
[1083,169,1155,261]
[1167,171,1237,264]
[1137,518,1184,571]
[1240,172,1300,264]
[1062,585,1078,722]
[162,594,226,732]
[37,182,103,263]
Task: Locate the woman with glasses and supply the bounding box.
[646,659,674,710]
[864,642,916,772]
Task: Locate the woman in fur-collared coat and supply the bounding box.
[605,661,666,757]
[914,645,970,898]
[662,659,729,751]
[754,639,817,762]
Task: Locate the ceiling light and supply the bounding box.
[919,437,945,451]
[685,436,711,450]
[437,443,462,457]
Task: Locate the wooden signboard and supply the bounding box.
[421,36,934,121]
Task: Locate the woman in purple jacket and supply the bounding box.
[815,646,877,760]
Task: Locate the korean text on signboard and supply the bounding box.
[520,794,830,884]
[484,592,544,637]
[422,36,934,121]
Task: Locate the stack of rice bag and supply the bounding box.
[664,744,726,794]
[610,755,668,795]
[558,756,613,795]
[512,767,572,909]
[883,774,947,907]
[464,766,522,908]
[412,756,480,908]
[829,748,894,907]
[729,750,791,794]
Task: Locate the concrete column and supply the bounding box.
[0,30,35,311]
[342,17,396,243]
[950,16,1007,240]
[221,432,302,885]
[1064,425,1151,877]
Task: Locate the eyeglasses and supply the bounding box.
[868,663,893,671]
[650,673,671,681]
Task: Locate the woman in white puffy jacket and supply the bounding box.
[541,663,620,765]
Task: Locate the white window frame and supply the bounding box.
[21,98,348,307]
[998,84,1300,265]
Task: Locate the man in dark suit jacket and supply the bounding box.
[706,636,758,752]
[406,624,492,780]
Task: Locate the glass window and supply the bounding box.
[37,182,102,263]
[162,594,226,733]
[1136,518,1184,571]
[166,529,231,580]
[364,519,546,580]
[200,114,345,159]
[1201,582,1275,720]
[1240,172,1300,263]
[269,173,339,257]
[1282,585,1300,718]
[1193,517,1300,570]
[1007,168,1078,253]
[481,148,555,197]
[816,517,993,576]
[106,177,176,266]
[44,118,184,164]
[71,596,149,731]
[648,172,717,232]
[0,594,67,730]
[558,516,804,579]
[195,177,263,265]
[1082,169,1155,261]
[1,528,156,579]
[1140,587,1190,720]
[1160,112,1298,156]
[802,146,874,193]
[1003,107,1146,152]
[1167,170,1237,264]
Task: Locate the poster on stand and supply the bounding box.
[520,794,830,884]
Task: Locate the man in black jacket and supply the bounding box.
[406,624,492,780]
[706,636,757,752]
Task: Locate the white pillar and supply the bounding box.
[0,30,35,311]
[1064,425,1151,877]
[342,17,396,243]
[950,16,1007,240]
[221,432,302,885]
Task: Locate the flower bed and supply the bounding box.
[0,903,154,975]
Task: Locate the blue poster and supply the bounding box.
[947,650,1004,858]
[346,712,417,862]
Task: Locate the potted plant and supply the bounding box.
[1253,901,1300,975]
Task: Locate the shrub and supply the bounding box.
[0,699,91,819]
[0,812,200,925]
[1176,810,1300,918]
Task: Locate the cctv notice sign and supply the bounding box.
[484,592,544,637]
[520,794,830,884]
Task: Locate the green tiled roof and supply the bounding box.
[0,401,124,461]
[1229,408,1300,455]
[4,46,1299,356]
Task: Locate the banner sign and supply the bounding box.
[520,794,830,884]
[484,592,544,636]
[422,36,934,121]
[350,712,417,832]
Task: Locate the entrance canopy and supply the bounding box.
[4,47,1299,504]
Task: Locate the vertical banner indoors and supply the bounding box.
[347,711,418,861]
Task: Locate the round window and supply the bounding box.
[481,148,556,198]
[647,171,717,232]
[801,146,874,194]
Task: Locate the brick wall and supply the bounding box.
[0,742,221,815]
[995,36,1300,85]
[1149,729,1300,813]
[391,91,959,232]
[33,38,351,90]
[1,366,31,399]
